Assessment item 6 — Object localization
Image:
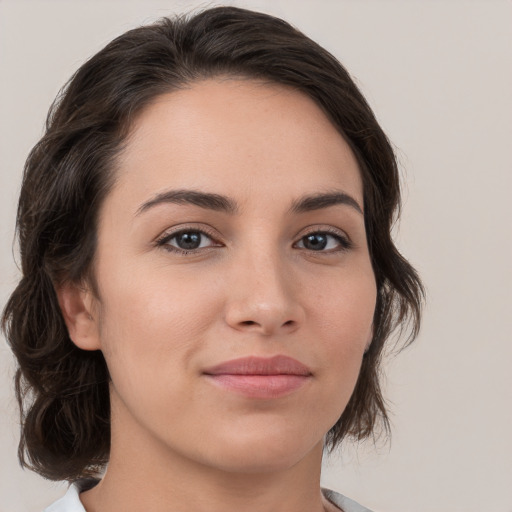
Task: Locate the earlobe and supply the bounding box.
[56,281,101,351]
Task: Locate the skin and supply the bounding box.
[58,78,377,512]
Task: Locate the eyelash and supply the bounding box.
[155,226,352,256]
[295,227,352,253]
[155,226,220,255]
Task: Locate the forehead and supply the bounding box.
[113,78,363,211]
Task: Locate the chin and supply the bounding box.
[196,429,323,475]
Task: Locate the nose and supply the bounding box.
[223,249,305,336]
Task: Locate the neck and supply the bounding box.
[80,400,330,512]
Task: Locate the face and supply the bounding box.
[80,79,376,474]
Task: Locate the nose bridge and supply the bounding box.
[224,238,303,335]
[244,244,290,300]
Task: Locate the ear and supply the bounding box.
[56,281,101,351]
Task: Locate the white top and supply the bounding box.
[43,479,374,512]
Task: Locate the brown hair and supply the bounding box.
[2,6,424,481]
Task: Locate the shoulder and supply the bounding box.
[44,482,372,512]
[322,488,375,512]
[43,479,99,512]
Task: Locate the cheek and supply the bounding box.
[311,268,376,384]
[313,267,376,338]
[95,264,224,388]
[301,272,376,435]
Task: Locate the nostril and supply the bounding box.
[239,320,295,328]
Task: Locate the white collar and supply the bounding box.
[43,480,373,512]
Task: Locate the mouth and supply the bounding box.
[202,355,312,399]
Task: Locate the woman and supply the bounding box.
[2,7,423,512]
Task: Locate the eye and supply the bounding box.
[295,231,351,252]
[156,228,220,254]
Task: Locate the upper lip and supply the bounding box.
[203,355,312,376]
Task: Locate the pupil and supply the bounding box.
[304,233,327,250]
[177,232,201,250]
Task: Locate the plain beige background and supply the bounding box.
[1,1,511,511]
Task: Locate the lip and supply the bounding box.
[203,355,312,399]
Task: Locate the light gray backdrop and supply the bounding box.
[1,1,511,511]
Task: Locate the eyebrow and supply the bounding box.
[290,191,363,215]
[136,188,363,216]
[136,189,238,215]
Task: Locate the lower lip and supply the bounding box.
[205,374,310,399]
